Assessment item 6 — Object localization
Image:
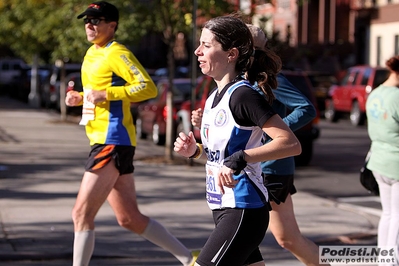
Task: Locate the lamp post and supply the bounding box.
[28,54,40,108]
[55,59,67,121]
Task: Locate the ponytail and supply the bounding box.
[246,49,282,104]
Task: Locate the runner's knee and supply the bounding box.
[72,207,95,230]
[116,214,148,233]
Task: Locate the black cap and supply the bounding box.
[77,1,119,22]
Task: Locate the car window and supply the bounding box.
[28,69,50,81]
[340,71,351,85]
[173,83,192,101]
[66,69,80,77]
[373,69,390,88]
[341,69,359,85]
[156,80,192,101]
[12,63,21,70]
[360,68,371,85]
[49,64,82,84]
[1,62,19,70]
[350,71,360,85]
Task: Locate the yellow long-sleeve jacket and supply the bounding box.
[80,40,157,146]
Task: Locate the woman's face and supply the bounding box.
[194,28,230,79]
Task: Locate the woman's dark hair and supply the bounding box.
[204,16,253,74]
[386,55,399,74]
[246,49,281,104]
[204,16,281,104]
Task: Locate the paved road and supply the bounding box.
[292,118,382,218]
[0,96,381,265]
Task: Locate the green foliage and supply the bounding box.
[0,0,234,65]
[126,0,233,45]
[0,0,87,63]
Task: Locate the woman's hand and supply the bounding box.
[174,131,197,157]
[217,166,239,194]
[191,108,203,127]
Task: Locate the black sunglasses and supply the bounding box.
[83,18,106,25]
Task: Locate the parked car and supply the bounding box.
[7,66,53,104]
[145,66,190,86]
[22,67,51,105]
[8,67,30,102]
[306,71,337,115]
[0,58,30,97]
[175,75,215,140]
[0,58,29,87]
[176,71,320,166]
[324,65,389,126]
[42,63,82,110]
[135,78,193,145]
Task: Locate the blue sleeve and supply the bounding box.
[274,73,316,132]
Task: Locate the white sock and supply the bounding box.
[141,218,192,265]
[73,230,95,266]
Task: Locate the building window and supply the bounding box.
[376,36,381,66]
[395,35,399,55]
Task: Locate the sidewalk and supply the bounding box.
[0,96,379,266]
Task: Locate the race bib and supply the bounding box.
[205,163,235,209]
[79,88,95,126]
[205,163,222,206]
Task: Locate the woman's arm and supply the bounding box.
[243,114,301,163]
[274,73,316,131]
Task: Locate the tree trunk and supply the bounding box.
[165,40,176,160]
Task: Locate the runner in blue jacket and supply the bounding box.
[250,24,329,266]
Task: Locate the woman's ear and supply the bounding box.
[228,48,239,61]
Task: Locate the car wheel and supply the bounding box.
[136,118,147,139]
[152,123,166,146]
[294,139,313,167]
[324,98,339,122]
[350,101,366,126]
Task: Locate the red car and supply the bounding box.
[176,75,215,140]
[135,78,193,145]
[325,65,389,126]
